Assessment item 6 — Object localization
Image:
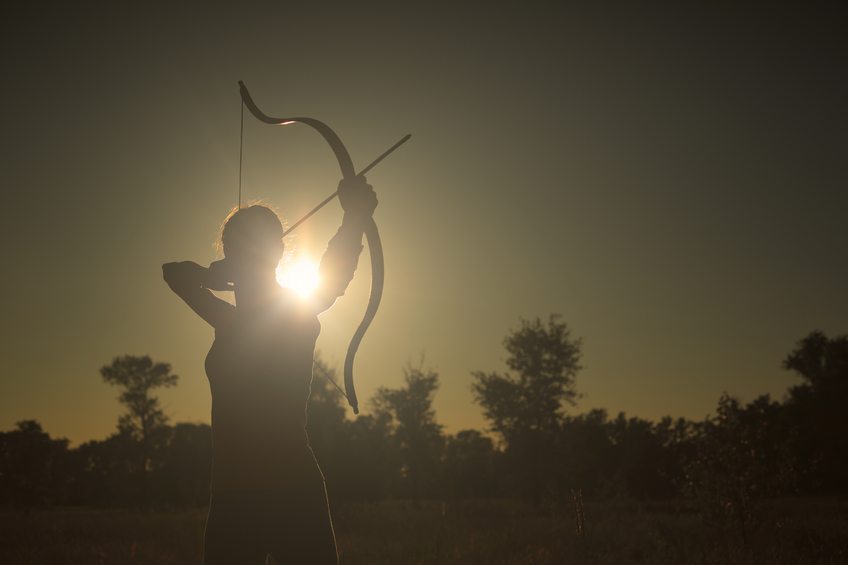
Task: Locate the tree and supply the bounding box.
[70,432,145,506]
[556,409,616,499]
[684,394,795,545]
[101,355,178,452]
[443,430,498,498]
[471,315,582,502]
[608,413,678,499]
[783,330,848,394]
[372,361,444,499]
[100,355,178,503]
[471,315,582,441]
[0,420,69,510]
[337,412,395,501]
[153,423,212,507]
[782,330,848,493]
[305,354,399,503]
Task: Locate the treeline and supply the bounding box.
[1,318,845,528]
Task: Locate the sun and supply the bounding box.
[276,258,320,298]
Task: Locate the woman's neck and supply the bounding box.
[233,274,281,311]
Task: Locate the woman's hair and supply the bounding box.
[219,204,285,264]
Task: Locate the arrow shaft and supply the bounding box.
[282,134,411,236]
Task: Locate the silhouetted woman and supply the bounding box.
[163,178,377,564]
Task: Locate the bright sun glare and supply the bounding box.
[276,259,320,298]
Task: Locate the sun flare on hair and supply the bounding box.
[277,258,320,298]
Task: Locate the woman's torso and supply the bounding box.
[205,291,321,493]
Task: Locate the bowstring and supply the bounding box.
[321,368,352,404]
[238,99,244,210]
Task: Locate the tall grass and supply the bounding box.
[1,498,846,564]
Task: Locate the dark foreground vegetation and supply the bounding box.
[1,317,846,563]
[1,499,846,564]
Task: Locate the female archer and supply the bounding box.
[162,177,377,564]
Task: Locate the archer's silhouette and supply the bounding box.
[163,177,377,564]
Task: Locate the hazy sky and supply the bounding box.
[2,4,845,445]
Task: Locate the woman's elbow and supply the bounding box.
[162,262,196,294]
[162,262,186,289]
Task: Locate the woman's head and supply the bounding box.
[220,205,285,274]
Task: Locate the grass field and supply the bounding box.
[1,499,846,564]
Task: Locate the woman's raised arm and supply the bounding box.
[162,261,235,329]
[310,178,377,313]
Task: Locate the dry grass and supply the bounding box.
[1,498,846,564]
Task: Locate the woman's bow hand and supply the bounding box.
[338,176,378,218]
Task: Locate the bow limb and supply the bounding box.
[239,81,355,178]
[239,81,383,415]
[344,220,382,414]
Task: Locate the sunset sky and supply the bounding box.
[2,4,845,445]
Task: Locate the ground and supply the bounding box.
[1,499,846,564]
